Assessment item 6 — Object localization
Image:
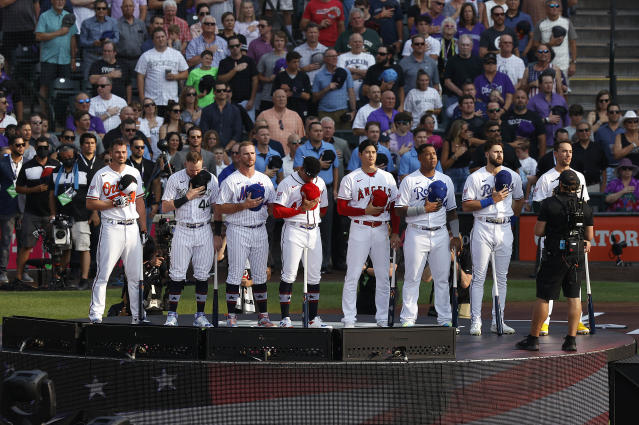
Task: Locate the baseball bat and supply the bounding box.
[302,247,309,328]
[491,252,503,335]
[584,252,595,334]
[139,279,144,323]
[388,248,397,327]
[451,250,459,328]
[213,250,219,327]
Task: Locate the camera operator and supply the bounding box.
[517,170,594,352]
[47,145,93,288]
[127,135,161,230]
[15,138,59,286]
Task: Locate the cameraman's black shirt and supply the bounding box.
[48,163,90,221]
[16,157,59,217]
[538,193,593,253]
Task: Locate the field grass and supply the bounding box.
[1,279,637,322]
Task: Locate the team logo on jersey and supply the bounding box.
[356,185,390,202]
[102,181,135,202]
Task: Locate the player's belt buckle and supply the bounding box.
[108,218,135,225]
[180,222,207,229]
[354,220,385,228]
[410,224,442,231]
[299,224,316,230]
[483,217,511,224]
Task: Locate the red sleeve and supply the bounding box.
[272,203,302,219]
[390,202,400,234]
[337,198,366,217]
[320,206,328,217]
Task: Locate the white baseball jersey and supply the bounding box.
[338,168,399,221]
[87,165,143,220]
[532,167,589,202]
[462,166,524,219]
[396,170,456,227]
[162,169,219,223]
[274,172,329,225]
[216,169,275,226]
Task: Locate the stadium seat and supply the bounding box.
[49,78,80,128]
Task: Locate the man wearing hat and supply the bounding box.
[272,156,330,327]
[605,159,639,212]
[533,0,577,80]
[517,169,593,352]
[312,48,357,131]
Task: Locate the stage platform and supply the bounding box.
[0,315,636,424]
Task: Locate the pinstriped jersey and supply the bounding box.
[87,164,143,221]
[216,169,275,226]
[162,169,219,223]
[396,170,456,227]
[274,172,328,225]
[462,166,524,219]
[337,167,398,221]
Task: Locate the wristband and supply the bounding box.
[480,197,494,208]
[174,195,188,209]
[406,206,423,217]
[449,218,460,237]
[214,220,223,236]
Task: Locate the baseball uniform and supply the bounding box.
[87,165,144,323]
[396,170,456,325]
[338,167,398,326]
[162,169,219,325]
[274,173,328,325]
[462,166,523,331]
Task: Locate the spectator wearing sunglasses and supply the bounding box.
[89,76,127,133]
[200,81,243,148]
[65,93,106,137]
[186,15,229,69]
[218,36,259,120]
[605,159,639,212]
[190,4,210,39]
[532,0,577,83]
[79,0,120,81]
[594,102,624,182]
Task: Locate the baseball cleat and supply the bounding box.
[539,323,549,336]
[131,316,151,325]
[577,322,590,335]
[516,335,539,351]
[343,321,355,328]
[226,314,238,327]
[164,313,178,326]
[402,320,415,327]
[562,335,577,352]
[257,313,276,327]
[491,322,515,334]
[470,321,482,336]
[279,317,293,328]
[193,314,213,328]
[20,272,34,283]
[309,316,332,328]
[90,318,102,324]
[0,272,9,284]
[376,320,388,328]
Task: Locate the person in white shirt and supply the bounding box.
[403,70,443,129]
[496,34,525,88]
[337,33,375,102]
[282,134,300,177]
[353,84,381,142]
[89,76,128,133]
[402,15,440,60]
[135,28,188,112]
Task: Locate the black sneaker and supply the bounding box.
[427,305,438,317]
[77,278,90,290]
[515,335,539,351]
[562,335,577,352]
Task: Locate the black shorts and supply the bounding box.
[19,213,50,249]
[536,258,581,301]
[40,62,71,88]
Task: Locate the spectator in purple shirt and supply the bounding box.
[65,92,106,136]
[247,17,273,65]
[473,53,514,111]
[527,70,568,149]
[366,89,397,134]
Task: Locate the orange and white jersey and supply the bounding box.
[87,164,143,221]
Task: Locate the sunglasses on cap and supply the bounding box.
[77,98,91,104]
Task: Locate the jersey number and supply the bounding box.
[198,199,210,210]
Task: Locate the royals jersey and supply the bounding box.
[533,167,589,202]
[275,173,329,225]
[462,166,523,219]
[87,165,144,221]
[216,169,275,226]
[162,169,219,223]
[397,170,456,227]
[338,167,398,222]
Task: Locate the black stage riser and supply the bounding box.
[2,316,85,355]
[609,354,639,425]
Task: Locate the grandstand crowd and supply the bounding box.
[1,0,638,285]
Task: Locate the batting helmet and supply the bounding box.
[190,170,211,189]
[427,180,447,203]
[371,189,388,207]
[268,155,283,170]
[118,174,138,195]
[494,170,512,191]
[246,183,265,211]
[301,182,321,209]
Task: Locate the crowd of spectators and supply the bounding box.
[0,0,638,283]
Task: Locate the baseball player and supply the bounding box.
[215,142,276,327]
[86,139,148,324]
[161,151,220,327]
[462,139,524,336]
[395,144,461,327]
[337,139,401,328]
[532,139,590,336]
[273,156,330,328]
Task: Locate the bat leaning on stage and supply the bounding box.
[388,248,397,327]
[302,247,309,328]
[213,250,219,327]
[451,250,459,328]
[584,252,595,334]
[491,252,503,335]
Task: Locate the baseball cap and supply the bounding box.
[302,156,321,178]
[558,169,579,188]
[483,53,497,64]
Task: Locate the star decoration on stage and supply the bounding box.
[85,377,107,400]
[152,369,177,392]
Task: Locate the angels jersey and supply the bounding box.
[337,167,398,221]
[216,169,275,226]
[462,166,524,219]
[533,167,589,202]
[275,173,329,225]
[87,164,143,221]
[396,170,456,227]
[162,169,219,223]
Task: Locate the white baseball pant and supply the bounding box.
[280,223,322,284]
[226,224,269,285]
[169,224,214,282]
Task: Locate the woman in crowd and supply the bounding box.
[587,90,612,134]
[438,17,458,75]
[140,98,164,161]
[404,70,442,130]
[203,129,220,152]
[420,114,443,152]
[456,2,485,57]
[179,87,202,126]
[605,159,639,212]
[521,44,564,98]
[440,119,472,192]
[190,4,210,39]
[159,100,185,142]
[163,131,183,165]
[219,11,247,45]
[235,1,259,46]
[613,111,639,167]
